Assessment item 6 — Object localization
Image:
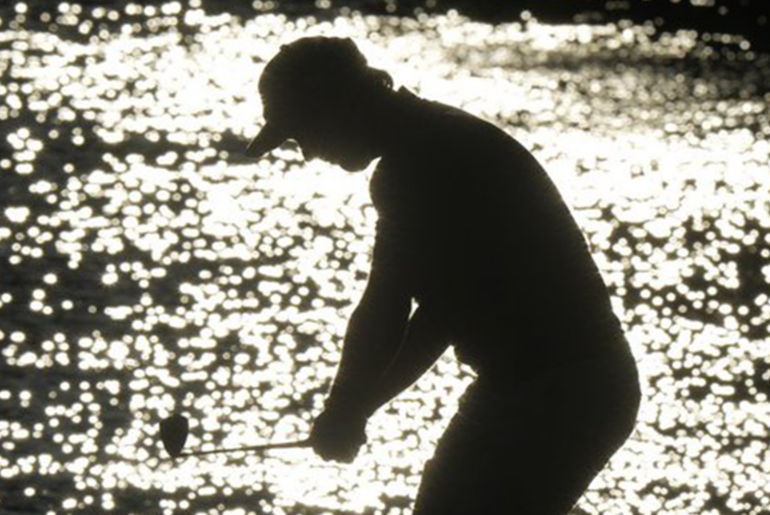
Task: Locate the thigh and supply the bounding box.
[412,384,525,515]
[413,350,641,515]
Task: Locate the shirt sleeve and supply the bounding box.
[370,217,416,288]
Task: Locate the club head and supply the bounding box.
[160,413,189,458]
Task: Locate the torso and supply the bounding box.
[371,89,625,377]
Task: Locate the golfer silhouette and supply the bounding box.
[246,37,641,515]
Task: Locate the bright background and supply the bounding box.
[1,2,769,514]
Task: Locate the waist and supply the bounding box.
[453,319,633,384]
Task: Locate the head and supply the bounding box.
[246,37,395,171]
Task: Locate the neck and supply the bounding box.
[365,87,420,157]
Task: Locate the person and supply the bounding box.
[246,36,641,515]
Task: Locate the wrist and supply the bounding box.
[323,393,372,424]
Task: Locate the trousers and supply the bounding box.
[412,341,641,515]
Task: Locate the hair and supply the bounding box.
[259,37,393,129]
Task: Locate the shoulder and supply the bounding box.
[374,90,547,191]
[400,90,528,164]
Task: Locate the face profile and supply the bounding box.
[289,117,379,172]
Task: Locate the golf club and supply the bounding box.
[160,413,311,459]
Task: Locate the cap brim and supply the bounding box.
[245,123,288,158]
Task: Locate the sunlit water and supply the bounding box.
[1,3,769,515]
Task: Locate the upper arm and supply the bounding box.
[360,217,413,309]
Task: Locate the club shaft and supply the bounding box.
[177,438,311,458]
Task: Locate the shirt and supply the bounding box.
[368,88,622,381]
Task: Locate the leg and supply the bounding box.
[412,348,641,515]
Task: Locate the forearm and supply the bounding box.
[327,306,449,419]
[359,307,450,417]
[325,293,411,416]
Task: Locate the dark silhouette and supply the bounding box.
[246,37,641,514]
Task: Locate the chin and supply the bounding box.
[340,157,372,172]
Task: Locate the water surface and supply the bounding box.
[1,4,769,514]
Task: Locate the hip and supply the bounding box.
[455,318,638,385]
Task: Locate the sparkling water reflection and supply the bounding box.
[1,4,769,515]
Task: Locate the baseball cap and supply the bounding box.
[245,122,289,158]
[244,37,372,159]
